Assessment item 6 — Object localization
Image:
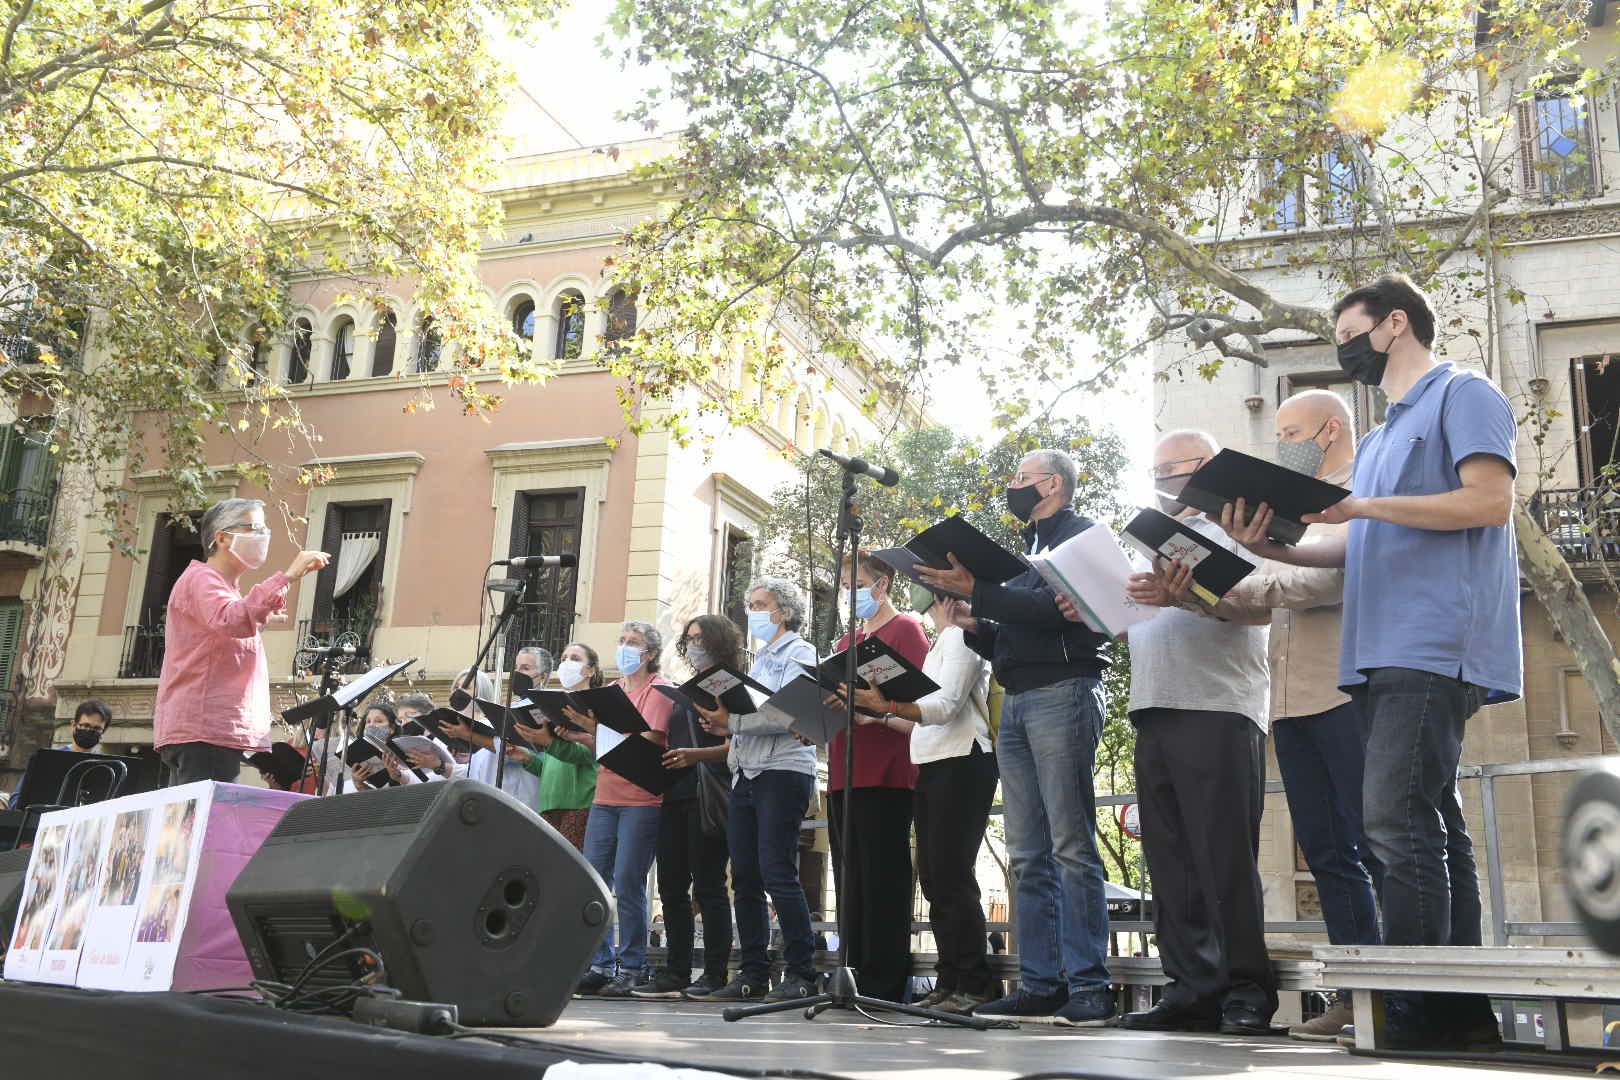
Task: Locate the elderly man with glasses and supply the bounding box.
[916,448,1117,1026]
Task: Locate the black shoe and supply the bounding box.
[574,970,611,997]
[682,973,729,999]
[1054,988,1116,1027]
[595,975,641,999]
[1219,1000,1274,1036]
[1121,1000,1221,1032]
[763,973,818,1002]
[705,974,770,1001]
[630,969,689,999]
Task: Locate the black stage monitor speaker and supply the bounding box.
[1,845,31,955]
[226,779,612,1026]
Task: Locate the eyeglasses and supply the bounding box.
[1011,471,1055,486]
[228,524,271,536]
[1149,457,1207,481]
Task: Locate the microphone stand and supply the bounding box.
[308,653,343,795]
[723,468,1002,1031]
[471,564,543,793]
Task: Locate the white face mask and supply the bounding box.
[229,530,270,569]
[556,659,588,689]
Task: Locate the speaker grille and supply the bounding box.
[265,782,444,840]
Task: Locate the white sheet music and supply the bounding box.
[331,657,416,709]
[1027,524,1157,638]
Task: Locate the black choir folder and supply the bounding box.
[771,638,943,746]
[594,725,673,796]
[874,516,1028,600]
[654,666,774,716]
[1122,507,1258,607]
[1177,449,1350,545]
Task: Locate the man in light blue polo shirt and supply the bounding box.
[1223,273,1518,1051]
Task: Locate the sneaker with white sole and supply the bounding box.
[705,974,770,1001]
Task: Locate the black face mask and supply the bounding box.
[1337,315,1391,386]
[72,727,102,750]
[1006,481,1044,523]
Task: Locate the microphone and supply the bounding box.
[494,553,578,569]
[817,449,901,487]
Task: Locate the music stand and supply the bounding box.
[282,657,416,792]
[723,468,1003,1031]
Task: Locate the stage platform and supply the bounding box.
[0,981,1606,1078]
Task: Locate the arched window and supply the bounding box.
[554,290,585,360]
[604,288,638,349]
[249,328,270,382]
[412,317,441,373]
[288,318,312,384]
[330,318,354,381]
[371,311,397,376]
[511,298,536,342]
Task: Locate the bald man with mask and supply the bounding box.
[1195,390,1379,1041]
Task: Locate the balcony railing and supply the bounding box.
[119,623,166,679]
[0,332,40,366]
[0,483,56,549]
[1528,485,1620,564]
[294,613,378,674]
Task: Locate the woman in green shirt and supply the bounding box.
[512,641,602,851]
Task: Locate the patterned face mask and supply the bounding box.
[1276,420,1331,478]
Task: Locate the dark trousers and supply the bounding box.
[1354,668,1494,1032]
[915,747,998,995]
[1133,708,1276,1016]
[1273,702,1381,949]
[729,769,816,982]
[160,742,242,785]
[656,796,732,982]
[827,786,914,1002]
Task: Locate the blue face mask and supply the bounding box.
[616,643,644,676]
[747,609,778,644]
[854,587,880,620]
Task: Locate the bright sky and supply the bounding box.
[499,7,1155,499]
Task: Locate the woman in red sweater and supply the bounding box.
[827,551,928,1002]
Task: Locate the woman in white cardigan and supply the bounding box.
[827,583,997,1014]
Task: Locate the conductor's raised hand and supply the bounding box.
[914,553,975,599]
[285,550,331,581]
[693,699,731,737]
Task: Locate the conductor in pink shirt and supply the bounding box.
[153,498,329,785]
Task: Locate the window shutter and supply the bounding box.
[1517,100,1540,195]
[311,504,345,625]
[138,516,177,626]
[0,599,22,699]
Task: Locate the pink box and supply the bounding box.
[167,783,307,992]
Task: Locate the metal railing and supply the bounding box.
[294,613,378,666]
[0,483,56,548]
[1529,486,1620,564]
[118,623,165,679]
[796,757,1604,947]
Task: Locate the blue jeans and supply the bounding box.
[996,676,1110,995]
[1274,702,1381,949]
[584,803,661,976]
[729,769,816,982]
[1354,668,1485,948]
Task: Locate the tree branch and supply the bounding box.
[1,0,34,69]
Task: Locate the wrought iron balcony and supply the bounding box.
[1528,486,1620,567]
[293,613,379,674]
[119,622,166,679]
[0,483,57,549]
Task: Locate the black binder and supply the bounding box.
[655,666,775,715]
[1122,507,1259,607]
[760,675,855,746]
[418,705,496,744]
[594,726,674,796]
[807,636,940,704]
[340,738,399,788]
[874,515,1028,599]
[1177,449,1350,545]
